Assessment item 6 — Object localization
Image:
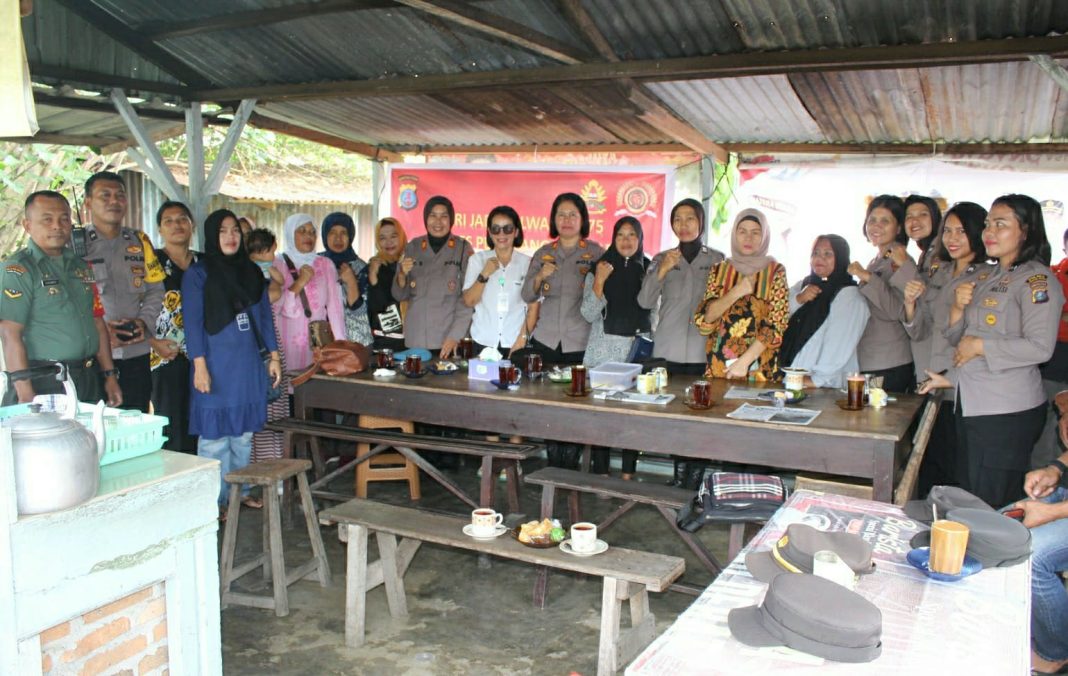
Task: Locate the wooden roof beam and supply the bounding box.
[555,0,727,162]
[199,35,1068,102]
[395,0,587,64]
[249,113,404,162]
[51,0,210,88]
[29,64,192,98]
[140,1,398,41]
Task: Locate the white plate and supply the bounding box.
[462,524,507,540]
[559,538,609,557]
[373,368,397,378]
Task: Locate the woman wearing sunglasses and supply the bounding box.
[462,205,533,357]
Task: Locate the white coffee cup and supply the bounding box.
[471,508,503,536]
[570,522,598,552]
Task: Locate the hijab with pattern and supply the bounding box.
[283,213,319,268]
[598,216,651,336]
[729,208,774,276]
[319,211,358,269]
[779,234,857,368]
[202,209,265,336]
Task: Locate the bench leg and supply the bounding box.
[344,523,369,648]
[598,578,657,676]
[375,533,409,618]
[219,484,243,601]
[479,455,495,507]
[656,505,723,575]
[567,490,582,524]
[539,485,556,520]
[598,577,623,676]
[502,460,521,514]
[533,566,550,609]
[298,471,332,587]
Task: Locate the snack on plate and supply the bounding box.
[434,361,458,372]
[518,518,564,544]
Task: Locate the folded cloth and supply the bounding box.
[909,507,1031,568]
[903,485,994,523]
[729,573,882,663]
[745,523,875,583]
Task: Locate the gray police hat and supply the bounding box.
[729,573,883,663]
[745,523,875,584]
[903,486,994,523]
[909,507,1031,567]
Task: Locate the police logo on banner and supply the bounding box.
[397,175,419,211]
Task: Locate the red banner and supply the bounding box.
[388,165,674,254]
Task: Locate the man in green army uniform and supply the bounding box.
[0,190,122,406]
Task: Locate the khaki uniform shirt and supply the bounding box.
[392,235,473,349]
[0,241,100,361]
[637,246,724,364]
[857,254,918,371]
[945,260,1063,417]
[521,239,605,353]
[85,225,165,360]
[903,261,990,400]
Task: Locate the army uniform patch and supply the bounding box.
[4,288,23,299]
[4,264,26,275]
[985,313,997,326]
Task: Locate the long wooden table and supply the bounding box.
[294,373,924,502]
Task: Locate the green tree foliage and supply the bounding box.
[709,153,740,236]
[0,143,128,258]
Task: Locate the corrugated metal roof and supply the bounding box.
[34,102,182,145]
[645,77,826,143]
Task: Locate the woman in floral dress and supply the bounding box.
[695,208,789,381]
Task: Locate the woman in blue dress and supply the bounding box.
[183,209,282,517]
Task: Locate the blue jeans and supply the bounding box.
[198,433,253,505]
[1031,487,1068,662]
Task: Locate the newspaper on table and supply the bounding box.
[724,385,786,400]
[725,402,820,426]
[592,389,675,405]
[625,490,1030,675]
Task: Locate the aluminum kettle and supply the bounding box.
[0,370,106,515]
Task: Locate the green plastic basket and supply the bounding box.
[0,404,167,466]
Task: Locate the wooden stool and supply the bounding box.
[219,458,331,617]
[355,415,421,500]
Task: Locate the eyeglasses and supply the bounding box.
[489,224,516,235]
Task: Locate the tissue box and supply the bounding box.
[468,359,499,381]
[589,361,642,390]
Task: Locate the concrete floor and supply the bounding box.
[218,456,734,675]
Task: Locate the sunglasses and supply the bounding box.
[489,224,516,235]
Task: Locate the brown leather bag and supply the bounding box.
[290,340,371,387]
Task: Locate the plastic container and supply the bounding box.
[1,403,167,466]
[589,362,642,390]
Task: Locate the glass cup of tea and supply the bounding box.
[846,373,866,409]
[459,337,474,360]
[404,354,422,376]
[525,353,543,380]
[570,365,588,395]
[684,380,713,408]
[375,348,394,369]
[498,360,519,385]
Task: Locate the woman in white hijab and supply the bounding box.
[694,208,790,381]
[272,213,345,372]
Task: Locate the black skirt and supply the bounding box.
[150,355,198,453]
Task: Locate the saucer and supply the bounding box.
[906,547,982,582]
[560,539,609,557]
[684,401,713,410]
[836,399,864,411]
[462,524,508,540]
[489,379,519,391]
[403,369,429,379]
[564,388,591,397]
[429,363,460,375]
[372,368,397,378]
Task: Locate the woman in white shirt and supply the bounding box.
[462,205,532,357]
[780,234,869,389]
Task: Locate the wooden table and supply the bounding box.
[625,490,1030,674]
[294,374,924,502]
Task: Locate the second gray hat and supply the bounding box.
[903,486,994,524]
[745,523,876,584]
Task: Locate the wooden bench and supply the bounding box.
[320,498,685,676]
[267,418,543,512]
[525,467,764,584]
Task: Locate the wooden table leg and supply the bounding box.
[395,447,479,509]
[539,485,556,520]
[345,523,369,648]
[502,460,521,514]
[479,455,495,507]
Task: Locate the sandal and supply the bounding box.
[241,496,263,509]
[218,506,228,522]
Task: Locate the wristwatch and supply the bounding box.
[101,369,120,379]
[476,274,489,284]
[1049,459,1068,476]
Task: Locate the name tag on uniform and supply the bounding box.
[41,277,59,287]
[236,312,250,331]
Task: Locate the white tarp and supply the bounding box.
[0,0,38,137]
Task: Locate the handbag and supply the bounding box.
[290,340,371,387]
[282,254,334,348]
[676,471,788,532]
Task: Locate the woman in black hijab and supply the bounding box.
[779,234,869,389]
[183,209,281,517]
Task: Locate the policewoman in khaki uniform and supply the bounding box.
[906,202,991,493]
[393,195,473,359]
[0,191,121,406]
[521,192,605,365]
[638,198,724,374]
[942,195,1063,506]
[847,194,919,393]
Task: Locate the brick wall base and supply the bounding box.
[38,582,169,676]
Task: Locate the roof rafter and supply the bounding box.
[30,64,193,98]
[199,35,1068,103]
[249,113,404,162]
[51,0,211,88]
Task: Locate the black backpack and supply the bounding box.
[677,471,788,532]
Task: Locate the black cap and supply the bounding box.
[745,523,875,583]
[909,508,1031,568]
[903,486,994,524]
[729,574,883,663]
